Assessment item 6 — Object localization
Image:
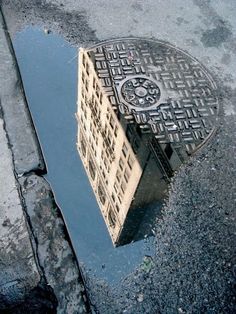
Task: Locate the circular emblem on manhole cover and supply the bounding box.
[121,77,161,108]
[87,38,219,158]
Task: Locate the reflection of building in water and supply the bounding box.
[76,39,218,246]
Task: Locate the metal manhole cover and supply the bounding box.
[87,38,219,157]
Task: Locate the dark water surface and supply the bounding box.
[13,26,154,283]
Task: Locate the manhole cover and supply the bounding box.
[86,38,219,157]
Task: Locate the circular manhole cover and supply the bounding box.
[87,38,219,158]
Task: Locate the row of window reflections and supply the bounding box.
[80,133,131,211]
[87,151,119,229]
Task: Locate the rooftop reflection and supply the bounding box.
[76,39,218,246]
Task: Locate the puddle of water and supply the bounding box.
[13,26,154,284]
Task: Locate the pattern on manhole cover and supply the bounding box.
[121,77,161,108]
[88,38,219,155]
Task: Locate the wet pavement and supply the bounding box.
[13,26,154,284]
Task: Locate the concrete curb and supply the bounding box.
[0,9,45,176]
[0,118,41,309]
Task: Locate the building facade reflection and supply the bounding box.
[76,39,218,246]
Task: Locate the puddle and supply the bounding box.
[13,26,154,284]
[13,26,220,289]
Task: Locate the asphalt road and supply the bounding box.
[1,1,236,313]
